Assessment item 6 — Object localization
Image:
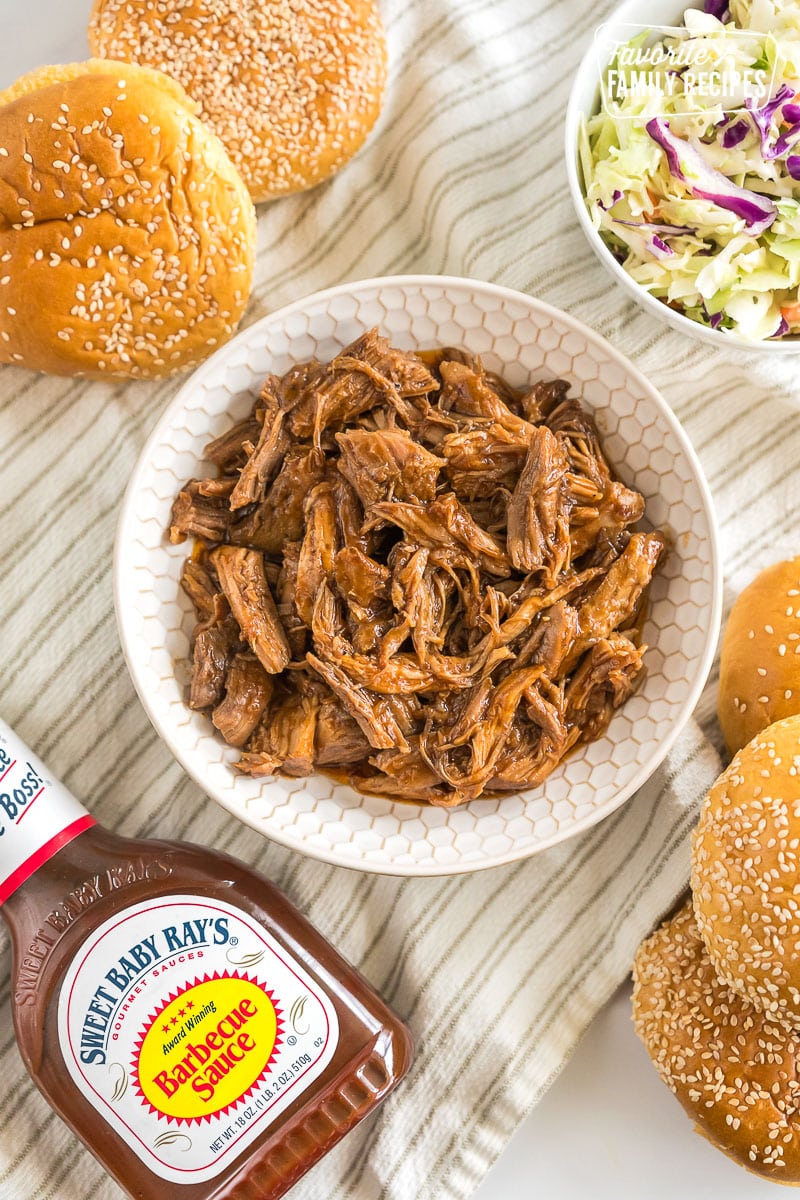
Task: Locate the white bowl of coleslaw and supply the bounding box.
[566,0,800,348]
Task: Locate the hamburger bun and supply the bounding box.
[692,715,800,1023]
[633,900,800,1184]
[88,0,388,203]
[718,557,800,755]
[0,59,256,379]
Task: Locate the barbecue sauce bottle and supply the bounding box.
[0,717,412,1198]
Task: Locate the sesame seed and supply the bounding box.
[0,58,252,376]
[85,0,386,198]
[633,903,800,1174]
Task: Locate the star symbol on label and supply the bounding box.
[170,1016,179,1026]
[178,1008,186,1018]
[186,1000,194,1010]
[161,1023,170,1034]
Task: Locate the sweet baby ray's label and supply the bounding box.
[57,896,339,1184]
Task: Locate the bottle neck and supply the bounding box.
[0,718,95,908]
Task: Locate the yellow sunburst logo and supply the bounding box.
[132,972,282,1123]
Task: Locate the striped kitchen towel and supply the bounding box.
[5,0,797,1194]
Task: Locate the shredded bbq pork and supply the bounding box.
[170,330,665,807]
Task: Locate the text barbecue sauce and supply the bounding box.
[0,718,412,1198]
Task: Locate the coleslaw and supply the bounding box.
[580,0,800,340]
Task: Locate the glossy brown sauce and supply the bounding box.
[3,824,412,1199]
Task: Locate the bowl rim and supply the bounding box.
[113,272,722,876]
[564,0,800,353]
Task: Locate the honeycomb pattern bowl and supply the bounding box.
[114,275,721,876]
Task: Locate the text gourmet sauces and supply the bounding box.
[0,717,412,1198]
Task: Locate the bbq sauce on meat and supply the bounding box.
[171,331,666,805]
[0,718,412,1199]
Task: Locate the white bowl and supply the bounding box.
[114,275,721,877]
[565,0,800,352]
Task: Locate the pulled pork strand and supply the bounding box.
[170,329,665,805]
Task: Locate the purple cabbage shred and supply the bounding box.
[646,118,777,235]
[649,235,674,259]
[721,119,750,149]
[613,218,695,236]
[597,190,623,212]
[774,121,800,159]
[746,85,796,159]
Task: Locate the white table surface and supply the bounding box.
[473,982,781,1200]
[0,5,781,1198]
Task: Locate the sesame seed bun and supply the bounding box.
[633,900,800,1184]
[87,0,388,204]
[718,558,800,756]
[692,715,800,1024]
[0,59,256,378]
